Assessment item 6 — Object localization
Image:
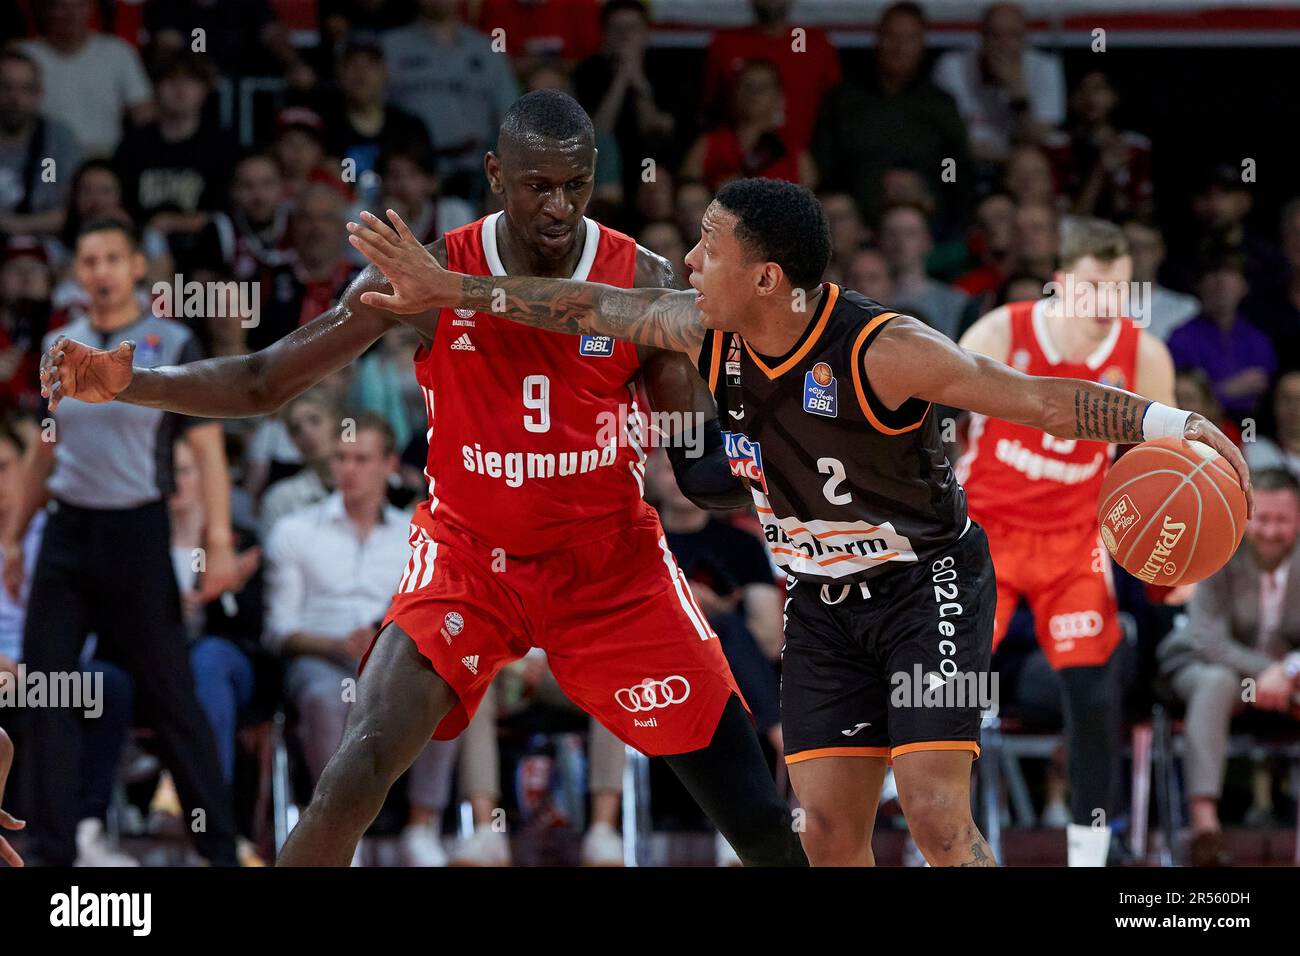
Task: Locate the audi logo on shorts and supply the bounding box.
[1049,611,1104,641]
[615,676,691,713]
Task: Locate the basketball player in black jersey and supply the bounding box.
[346,178,1251,867]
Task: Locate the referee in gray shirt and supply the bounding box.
[1,220,238,866]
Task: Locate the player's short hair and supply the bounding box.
[348,409,398,456]
[601,0,649,27]
[881,1,927,27]
[1252,468,1300,498]
[1059,217,1129,268]
[76,217,141,251]
[499,90,594,148]
[715,178,831,291]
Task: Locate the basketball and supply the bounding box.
[1097,437,1248,586]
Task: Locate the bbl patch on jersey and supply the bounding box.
[579,334,615,357]
[136,332,163,364]
[803,362,837,418]
[723,430,768,493]
[1100,365,1127,389]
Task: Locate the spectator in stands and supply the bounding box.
[322,40,435,210]
[321,0,418,42]
[813,2,970,230]
[574,0,674,207]
[1168,248,1276,422]
[259,388,341,537]
[845,247,892,304]
[1159,468,1300,866]
[821,191,870,279]
[0,238,51,414]
[1247,371,1300,476]
[223,153,292,282]
[272,108,344,204]
[681,60,814,191]
[701,0,840,152]
[0,419,136,866]
[1044,70,1153,222]
[639,220,688,284]
[955,191,1016,298]
[477,0,603,67]
[113,53,235,273]
[1004,145,1057,208]
[933,2,1064,166]
[1165,163,1283,296]
[1244,197,1300,375]
[381,0,519,202]
[146,0,318,87]
[675,180,712,249]
[1013,201,1058,279]
[21,0,153,158]
[250,184,359,352]
[347,324,428,457]
[1123,220,1200,341]
[376,143,476,247]
[168,435,266,865]
[263,412,458,866]
[879,203,968,340]
[0,48,80,239]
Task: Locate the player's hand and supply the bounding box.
[347,209,459,314]
[0,726,25,867]
[40,336,136,411]
[1183,413,1253,519]
[1,538,23,601]
[1254,662,1294,712]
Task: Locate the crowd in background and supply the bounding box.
[0,0,1298,867]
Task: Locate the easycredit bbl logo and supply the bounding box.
[723,430,768,493]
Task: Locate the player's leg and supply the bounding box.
[278,621,456,866]
[786,755,889,865]
[893,749,994,866]
[1029,526,1125,864]
[882,522,998,866]
[538,512,805,866]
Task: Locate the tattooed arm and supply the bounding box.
[866,316,1253,508]
[348,210,707,361]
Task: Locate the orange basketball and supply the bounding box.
[1097,437,1247,586]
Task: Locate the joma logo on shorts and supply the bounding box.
[1136,516,1187,583]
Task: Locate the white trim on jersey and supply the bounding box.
[657,534,714,641]
[624,382,648,496]
[481,210,601,281]
[1031,296,1123,369]
[954,411,987,485]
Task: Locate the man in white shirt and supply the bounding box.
[932,2,1064,163]
[265,412,457,865]
[20,0,154,158]
[1159,468,1300,865]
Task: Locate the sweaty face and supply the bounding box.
[491,136,595,263]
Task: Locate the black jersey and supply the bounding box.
[696,283,967,586]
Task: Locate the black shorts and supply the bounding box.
[781,521,996,765]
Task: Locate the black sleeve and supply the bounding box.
[666,417,750,511]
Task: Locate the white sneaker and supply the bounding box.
[580,822,624,866]
[450,824,511,866]
[400,823,448,867]
[74,818,139,867]
[715,831,743,867]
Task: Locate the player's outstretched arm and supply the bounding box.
[40,266,407,417]
[349,209,707,359]
[867,316,1254,514]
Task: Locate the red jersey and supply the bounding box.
[407,213,652,556]
[957,298,1142,531]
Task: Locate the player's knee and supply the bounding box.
[900,786,973,859]
[798,804,867,864]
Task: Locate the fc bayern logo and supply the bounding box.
[443,612,465,636]
[454,308,476,319]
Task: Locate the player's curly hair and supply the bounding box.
[715,178,831,291]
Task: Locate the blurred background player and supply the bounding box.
[957,217,1175,865]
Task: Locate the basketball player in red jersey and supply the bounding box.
[958,218,1175,866]
[39,92,806,867]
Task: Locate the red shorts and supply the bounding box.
[981,516,1122,670]
[363,509,743,756]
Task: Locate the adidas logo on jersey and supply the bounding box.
[461,655,479,675]
[450,333,476,351]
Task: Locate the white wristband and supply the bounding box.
[1141,402,1192,442]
